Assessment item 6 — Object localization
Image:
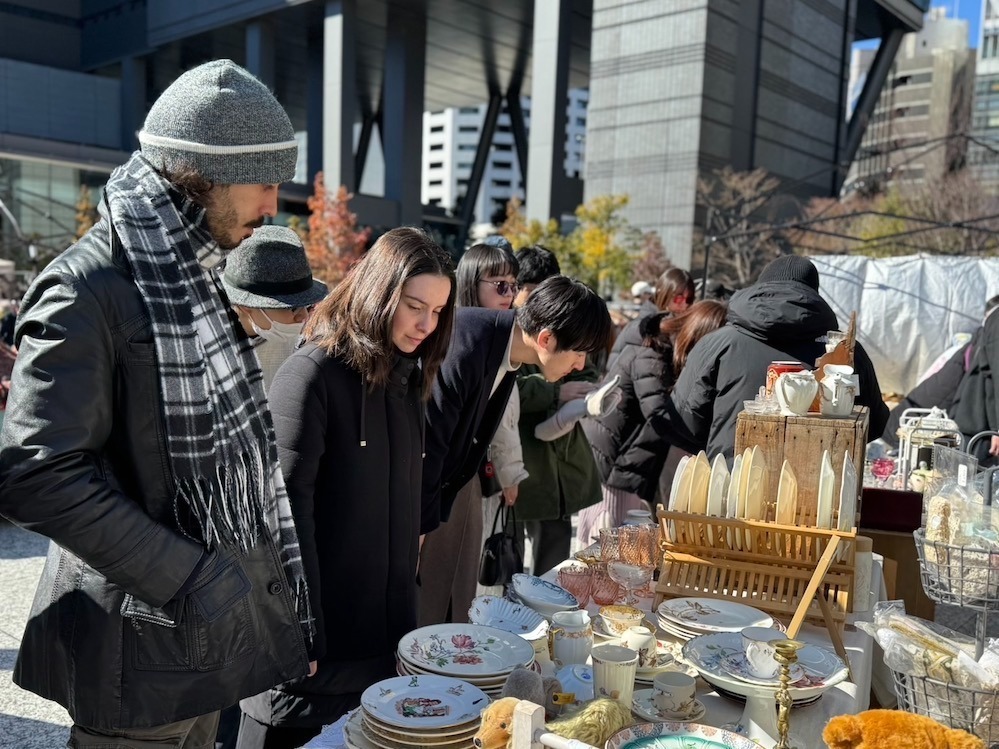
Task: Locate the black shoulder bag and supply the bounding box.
[478,503,523,586]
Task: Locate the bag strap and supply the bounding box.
[502,503,517,535]
[490,501,505,535]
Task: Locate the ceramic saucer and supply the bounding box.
[631,689,706,724]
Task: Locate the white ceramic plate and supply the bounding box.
[510,574,577,615]
[838,453,857,532]
[775,460,797,526]
[362,712,480,745]
[399,624,535,676]
[631,690,706,724]
[687,451,711,515]
[606,721,760,749]
[816,450,835,529]
[467,595,548,641]
[669,455,691,512]
[706,455,729,546]
[681,632,849,701]
[658,598,773,633]
[360,675,488,729]
[725,453,743,550]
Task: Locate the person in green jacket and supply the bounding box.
[512,246,603,574]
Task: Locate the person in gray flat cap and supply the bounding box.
[0,59,317,748]
[221,225,329,393]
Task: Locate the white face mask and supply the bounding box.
[251,314,305,345]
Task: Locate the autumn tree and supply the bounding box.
[75,185,97,240]
[301,173,371,286]
[630,231,673,294]
[694,166,785,288]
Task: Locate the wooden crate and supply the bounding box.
[734,405,869,527]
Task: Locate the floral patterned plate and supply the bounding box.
[360,675,488,730]
[657,598,773,634]
[631,690,706,724]
[606,721,759,749]
[681,632,849,701]
[719,652,804,686]
[398,624,535,677]
[467,595,549,641]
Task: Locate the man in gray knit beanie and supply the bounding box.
[0,59,318,749]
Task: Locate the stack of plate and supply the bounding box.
[347,674,487,749]
[681,632,850,707]
[656,597,777,641]
[396,623,536,698]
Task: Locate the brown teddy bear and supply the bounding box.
[473,696,633,749]
[824,710,984,749]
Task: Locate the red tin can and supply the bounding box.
[766,361,807,397]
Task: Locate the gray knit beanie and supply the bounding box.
[139,59,297,185]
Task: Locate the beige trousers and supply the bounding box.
[418,476,482,626]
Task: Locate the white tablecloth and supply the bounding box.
[306,555,888,748]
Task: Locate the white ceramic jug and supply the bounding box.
[775,370,818,416]
[819,364,859,417]
[547,609,593,668]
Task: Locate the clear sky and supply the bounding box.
[941,0,981,46]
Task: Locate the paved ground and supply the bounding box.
[0,521,72,748]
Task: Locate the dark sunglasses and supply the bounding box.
[479,279,519,296]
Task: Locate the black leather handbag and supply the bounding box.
[478,503,522,586]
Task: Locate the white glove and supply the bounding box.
[534,375,623,442]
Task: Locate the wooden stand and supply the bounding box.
[655,510,856,670]
[735,406,869,526]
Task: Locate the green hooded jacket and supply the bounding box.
[514,359,603,521]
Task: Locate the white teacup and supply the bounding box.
[591,644,638,708]
[742,626,785,679]
[620,626,657,669]
[652,671,697,718]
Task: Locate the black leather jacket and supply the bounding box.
[0,218,308,730]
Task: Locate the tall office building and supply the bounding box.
[969,0,999,188]
[421,90,588,229]
[850,8,974,187]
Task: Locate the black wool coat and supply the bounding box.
[422,307,517,534]
[241,344,424,726]
[583,314,675,501]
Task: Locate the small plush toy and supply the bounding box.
[823,710,984,749]
[474,696,633,749]
[499,665,564,720]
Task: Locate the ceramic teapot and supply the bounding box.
[820,364,859,417]
[775,370,818,416]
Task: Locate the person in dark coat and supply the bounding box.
[237,228,456,749]
[951,298,999,461]
[668,255,889,459]
[578,300,727,543]
[607,267,694,372]
[0,60,313,747]
[419,276,612,625]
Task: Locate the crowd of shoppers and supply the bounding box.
[0,58,893,749]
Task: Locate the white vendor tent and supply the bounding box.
[810,254,999,396]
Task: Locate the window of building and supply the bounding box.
[988,113,999,128]
[458,178,469,186]
[429,198,442,206]
[497,124,511,133]
[429,161,443,169]
[493,160,512,169]
[458,162,472,170]
[458,125,478,133]
[459,106,478,114]
[428,180,443,187]
[430,143,443,151]
[492,179,512,188]
[458,143,476,151]
[430,125,444,133]
[576,117,586,126]
[990,78,999,93]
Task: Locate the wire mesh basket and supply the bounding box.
[892,668,999,747]
[914,528,999,609]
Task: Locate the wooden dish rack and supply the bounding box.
[654,508,857,666]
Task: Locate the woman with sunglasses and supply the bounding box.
[418,242,529,623]
[239,228,456,749]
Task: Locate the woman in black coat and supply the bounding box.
[578,300,726,544]
[237,228,457,749]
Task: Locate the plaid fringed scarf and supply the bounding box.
[102,153,313,642]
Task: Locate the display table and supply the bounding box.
[306,555,888,748]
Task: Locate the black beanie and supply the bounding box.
[757,255,820,290]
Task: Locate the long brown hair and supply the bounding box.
[657,299,727,375]
[653,267,694,312]
[304,227,456,399]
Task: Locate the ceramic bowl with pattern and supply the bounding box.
[598,604,645,636]
[467,595,549,641]
[510,573,578,618]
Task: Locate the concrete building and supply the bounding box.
[969,0,999,189]
[421,89,587,230]
[584,0,926,266]
[849,8,974,188]
[0,0,927,271]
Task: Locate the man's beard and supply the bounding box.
[203,192,264,250]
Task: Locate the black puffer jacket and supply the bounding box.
[583,314,674,500]
[241,344,423,727]
[668,281,889,458]
[0,218,308,730]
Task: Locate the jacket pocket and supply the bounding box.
[124,596,193,671]
[187,554,257,671]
